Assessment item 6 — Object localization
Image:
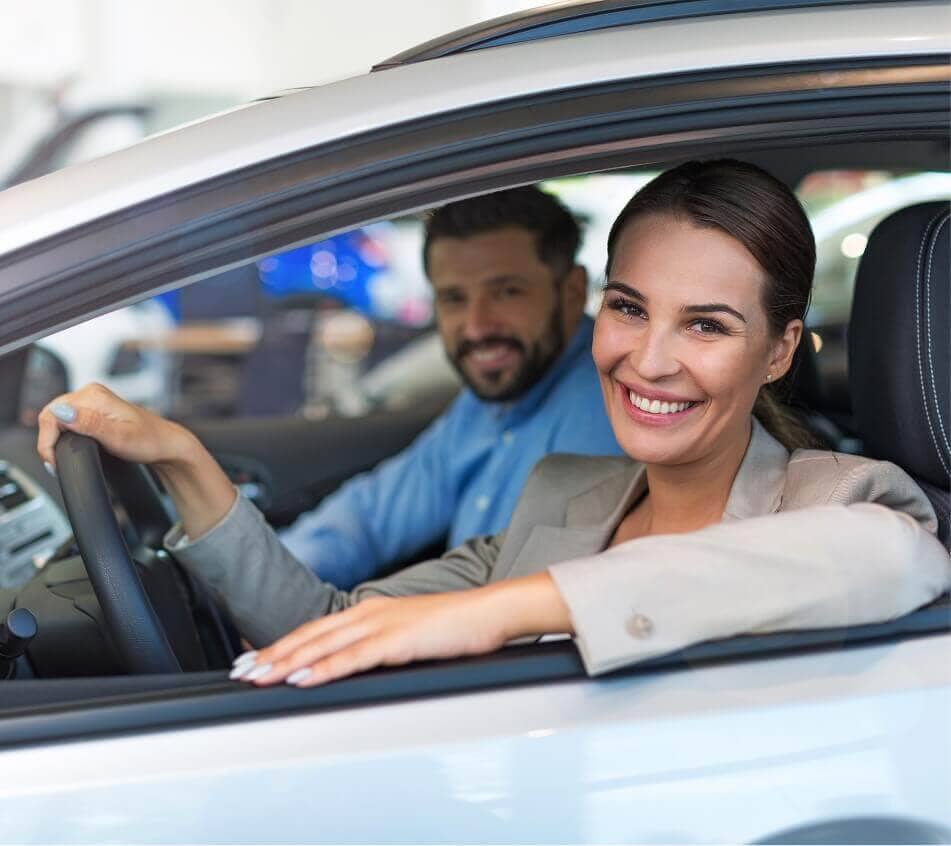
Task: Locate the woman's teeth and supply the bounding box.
[628,390,696,415]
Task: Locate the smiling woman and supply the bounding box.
[35,160,950,687]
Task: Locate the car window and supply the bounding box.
[24,173,658,425]
[796,169,951,407]
[23,167,948,429]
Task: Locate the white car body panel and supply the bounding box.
[2,633,949,842]
[0,2,947,258]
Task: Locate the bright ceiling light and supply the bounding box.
[840,233,868,259]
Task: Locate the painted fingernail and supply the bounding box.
[228,664,250,680]
[286,668,311,686]
[242,663,272,682]
[232,650,258,667]
[43,461,57,478]
[50,403,77,423]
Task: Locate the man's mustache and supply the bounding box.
[454,336,525,362]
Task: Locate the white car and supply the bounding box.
[33,300,175,413]
[0,2,948,843]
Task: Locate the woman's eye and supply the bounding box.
[606,298,645,319]
[690,318,727,335]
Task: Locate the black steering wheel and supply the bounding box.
[53,432,195,673]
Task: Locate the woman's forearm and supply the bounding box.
[152,426,237,540]
[484,571,575,641]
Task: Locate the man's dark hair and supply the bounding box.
[422,186,580,277]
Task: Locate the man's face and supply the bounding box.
[428,227,578,402]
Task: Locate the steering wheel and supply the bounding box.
[53,432,192,673]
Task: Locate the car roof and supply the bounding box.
[374,0,906,69]
[0,0,945,260]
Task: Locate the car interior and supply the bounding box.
[0,134,948,738]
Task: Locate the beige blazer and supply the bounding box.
[171,418,951,674]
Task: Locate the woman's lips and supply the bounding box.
[616,382,702,426]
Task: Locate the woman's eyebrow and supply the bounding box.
[603,282,646,300]
[604,282,746,323]
[683,302,747,323]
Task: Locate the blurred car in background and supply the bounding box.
[30,300,175,416]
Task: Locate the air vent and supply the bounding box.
[0,470,30,512]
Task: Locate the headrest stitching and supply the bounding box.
[925,212,950,459]
[915,208,950,478]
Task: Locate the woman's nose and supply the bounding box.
[631,326,681,381]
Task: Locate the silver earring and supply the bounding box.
[766,373,773,382]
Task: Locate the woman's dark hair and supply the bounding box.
[606,159,819,450]
[423,186,580,279]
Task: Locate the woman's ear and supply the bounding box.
[767,319,804,381]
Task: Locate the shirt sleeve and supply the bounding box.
[278,398,464,587]
[165,491,504,647]
[550,503,951,676]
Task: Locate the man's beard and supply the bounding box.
[449,303,565,402]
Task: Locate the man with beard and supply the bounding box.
[279,187,622,587]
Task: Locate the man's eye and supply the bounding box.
[438,294,465,307]
[498,286,524,298]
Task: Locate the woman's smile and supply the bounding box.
[614,380,703,427]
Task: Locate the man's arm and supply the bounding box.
[279,402,465,587]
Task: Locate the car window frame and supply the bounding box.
[1,595,948,749]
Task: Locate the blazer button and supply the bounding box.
[626,614,654,639]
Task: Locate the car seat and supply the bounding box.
[849,201,950,547]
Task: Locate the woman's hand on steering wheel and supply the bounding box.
[37,383,236,541]
[37,383,192,470]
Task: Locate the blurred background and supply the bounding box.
[4,1,949,427]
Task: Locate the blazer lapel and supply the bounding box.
[504,463,647,579]
[501,417,787,581]
[722,417,789,521]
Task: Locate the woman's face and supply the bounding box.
[593,213,801,467]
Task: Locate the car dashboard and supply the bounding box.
[0,460,71,589]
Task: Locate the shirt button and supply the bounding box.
[475,495,490,511]
[502,431,514,446]
[625,614,654,639]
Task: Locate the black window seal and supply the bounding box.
[0,594,948,750]
[0,55,946,358]
[373,0,916,69]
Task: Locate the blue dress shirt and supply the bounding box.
[279,315,623,588]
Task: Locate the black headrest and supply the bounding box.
[849,201,950,489]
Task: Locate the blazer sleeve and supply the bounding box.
[167,492,503,647]
[549,458,951,676]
